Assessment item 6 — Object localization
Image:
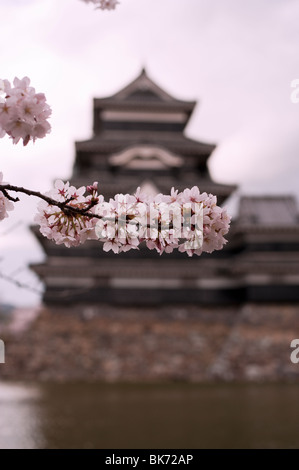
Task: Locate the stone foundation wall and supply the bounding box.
[1,303,299,382]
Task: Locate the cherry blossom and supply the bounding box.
[81,0,119,10]
[0,77,51,146]
[93,186,230,256]
[1,178,230,255]
[97,0,119,9]
[95,193,142,253]
[178,188,230,256]
[35,180,101,248]
[0,173,14,221]
[33,183,230,254]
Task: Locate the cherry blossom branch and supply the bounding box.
[0,175,231,256]
[0,183,100,219]
[0,184,176,228]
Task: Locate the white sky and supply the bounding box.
[0,0,298,306]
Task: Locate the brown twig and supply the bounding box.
[0,184,101,219]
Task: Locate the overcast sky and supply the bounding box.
[0,0,298,306]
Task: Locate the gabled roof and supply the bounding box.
[113,68,175,101]
[237,196,299,228]
[94,68,196,111]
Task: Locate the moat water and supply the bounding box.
[0,381,299,449]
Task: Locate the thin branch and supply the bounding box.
[8,265,26,278]
[1,188,19,202]
[0,183,101,219]
[0,271,43,295]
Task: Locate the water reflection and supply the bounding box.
[0,382,43,449]
[1,382,299,448]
